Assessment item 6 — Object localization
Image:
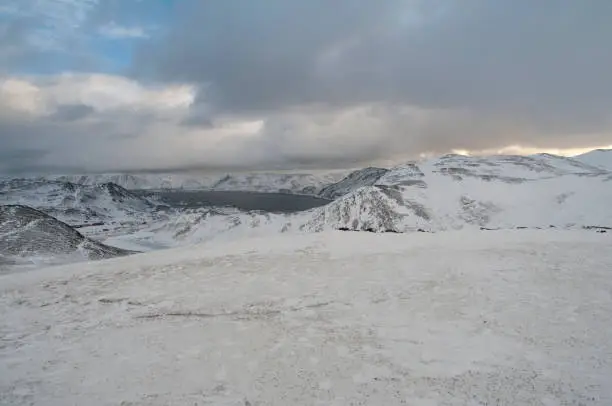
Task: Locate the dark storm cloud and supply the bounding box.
[0,101,155,174]
[180,109,214,128]
[135,0,405,111]
[0,148,50,174]
[50,104,95,121]
[135,0,612,142]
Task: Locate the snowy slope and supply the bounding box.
[0,205,132,269]
[574,149,612,171]
[303,154,612,232]
[103,207,292,251]
[1,230,611,405]
[44,171,348,194]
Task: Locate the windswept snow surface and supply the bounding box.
[1,230,611,405]
[102,207,291,252]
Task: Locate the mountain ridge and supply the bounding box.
[26,171,349,194]
[302,153,612,233]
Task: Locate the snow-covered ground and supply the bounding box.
[1,229,611,405]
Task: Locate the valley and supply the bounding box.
[1,150,611,269]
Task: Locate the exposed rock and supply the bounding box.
[318,167,388,200]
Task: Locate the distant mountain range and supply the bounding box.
[24,171,349,195]
[1,149,611,269]
[0,179,158,226]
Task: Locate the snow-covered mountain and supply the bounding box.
[128,152,612,246]
[0,179,157,225]
[210,172,346,194]
[303,153,612,232]
[0,205,133,269]
[574,148,612,171]
[2,151,611,267]
[47,173,217,190]
[43,171,347,194]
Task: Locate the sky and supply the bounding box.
[1,0,611,174]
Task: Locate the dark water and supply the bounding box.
[134,190,331,213]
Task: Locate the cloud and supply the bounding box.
[0,0,98,53]
[0,74,273,173]
[0,0,161,73]
[50,104,95,121]
[2,73,610,175]
[99,22,148,39]
[134,0,612,138]
[1,1,612,174]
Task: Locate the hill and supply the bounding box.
[574,148,612,171]
[0,205,134,269]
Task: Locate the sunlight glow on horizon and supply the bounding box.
[449,145,612,158]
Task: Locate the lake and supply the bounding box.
[133,190,332,213]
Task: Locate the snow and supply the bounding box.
[575,149,612,171]
[0,179,155,225]
[1,229,611,405]
[3,152,612,269]
[304,154,612,232]
[40,171,348,194]
[97,207,294,252]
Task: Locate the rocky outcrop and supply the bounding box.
[0,205,134,267]
[318,167,388,200]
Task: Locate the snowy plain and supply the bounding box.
[1,229,611,405]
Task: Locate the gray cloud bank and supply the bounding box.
[1,0,612,174]
[138,1,612,124]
